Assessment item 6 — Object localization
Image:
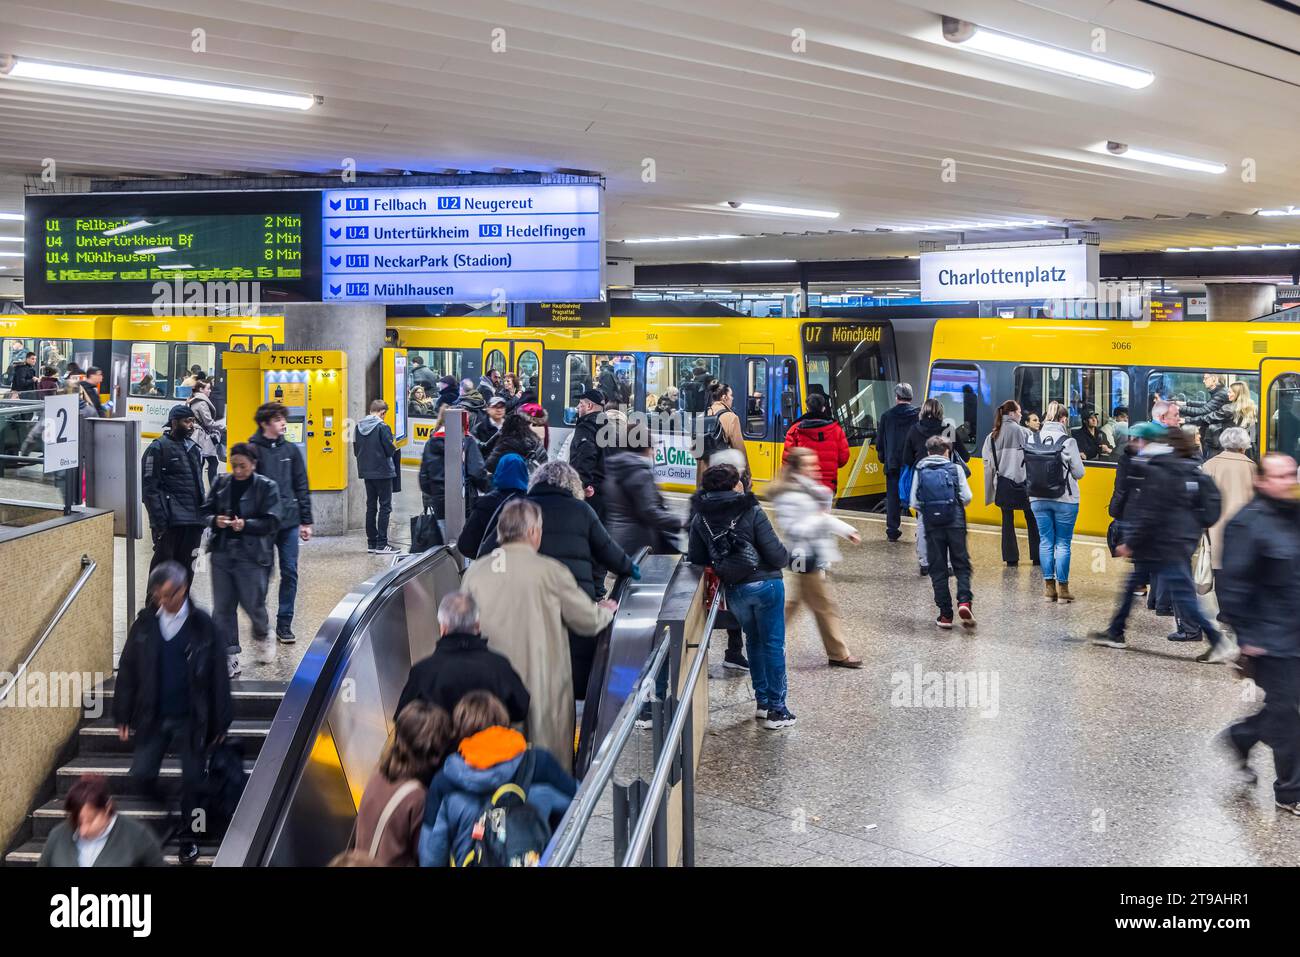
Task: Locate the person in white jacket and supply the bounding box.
[770,447,863,668]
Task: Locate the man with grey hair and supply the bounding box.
[463,499,616,772]
[481,458,635,697]
[394,589,529,723]
[874,382,919,543]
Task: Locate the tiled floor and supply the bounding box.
[691,510,1300,867]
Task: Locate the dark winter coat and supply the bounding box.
[480,481,634,597]
[687,489,789,585]
[202,472,282,566]
[418,432,488,519]
[568,411,606,502]
[142,432,206,530]
[1182,384,1232,452]
[248,432,313,527]
[483,430,547,473]
[394,632,531,723]
[456,487,524,560]
[783,417,850,492]
[353,415,397,480]
[1107,444,1149,542]
[874,403,919,473]
[113,603,233,750]
[1126,452,1208,564]
[1217,493,1300,658]
[603,449,683,554]
[10,361,36,393]
[903,414,970,471]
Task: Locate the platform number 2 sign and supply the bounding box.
[43,393,80,473]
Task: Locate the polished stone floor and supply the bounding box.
[693,510,1300,867]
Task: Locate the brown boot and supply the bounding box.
[1057,581,1074,603]
[1044,580,1058,602]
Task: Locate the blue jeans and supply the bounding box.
[274,525,300,628]
[1154,560,1220,644]
[1030,500,1079,582]
[726,578,788,711]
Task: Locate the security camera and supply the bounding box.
[726,201,741,209]
[1106,141,1129,157]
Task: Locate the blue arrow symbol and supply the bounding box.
[330,256,341,267]
[329,227,341,239]
[328,199,341,210]
[329,284,341,295]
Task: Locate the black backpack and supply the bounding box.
[202,740,247,839]
[914,461,960,528]
[1191,470,1222,529]
[680,379,708,414]
[697,511,760,584]
[700,411,733,458]
[1024,431,1069,498]
[467,749,550,867]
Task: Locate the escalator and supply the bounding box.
[215,546,697,867]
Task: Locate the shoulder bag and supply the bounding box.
[990,433,1030,509]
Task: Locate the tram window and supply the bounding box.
[174,345,216,399]
[804,350,891,443]
[37,340,72,377]
[777,357,799,430]
[408,349,460,382]
[516,350,539,391]
[1148,369,1259,452]
[645,354,720,414]
[130,343,169,397]
[744,359,767,437]
[1268,374,1300,460]
[928,363,981,456]
[1014,365,1130,462]
[565,352,634,423]
[485,348,507,378]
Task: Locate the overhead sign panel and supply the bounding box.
[321,184,603,303]
[920,239,1099,303]
[24,190,322,307]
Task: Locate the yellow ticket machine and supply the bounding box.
[224,350,348,490]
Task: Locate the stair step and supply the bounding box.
[55,756,256,797]
[96,678,286,721]
[32,797,182,839]
[77,719,270,757]
[4,840,216,868]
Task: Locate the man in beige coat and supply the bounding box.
[461,498,615,773]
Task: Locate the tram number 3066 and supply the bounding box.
[1111,340,1133,350]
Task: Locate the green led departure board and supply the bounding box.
[24,191,321,306]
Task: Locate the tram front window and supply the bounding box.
[1268,373,1300,460]
[803,324,895,444]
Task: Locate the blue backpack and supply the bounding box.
[915,461,960,528]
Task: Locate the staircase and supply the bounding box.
[3,676,284,867]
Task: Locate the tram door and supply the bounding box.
[482,339,545,396]
[1260,358,1300,461]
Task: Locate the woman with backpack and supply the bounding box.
[782,393,849,493]
[418,691,577,867]
[456,453,530,560]
[355,700,452,866]
[1026,401,1086,602]
[689,463,795,728]
[769,447,863,666]
[696,381,747,483]
[981,399,1040,567]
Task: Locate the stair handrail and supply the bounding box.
[0,554,96,707]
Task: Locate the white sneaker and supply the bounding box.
[227,653,242,678]
[371,544,400,555]
[254,636,276,664]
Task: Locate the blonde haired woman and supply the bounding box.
[1228,381,1258,445]
[769,447,863,668]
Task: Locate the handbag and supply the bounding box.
[898,464,914,506]
[1192,533,1214,596]
[409,506,443,553]
[990,434,1030,509]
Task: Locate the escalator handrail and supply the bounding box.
[215,546,458,867]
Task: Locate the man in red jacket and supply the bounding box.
[784,394,850,493]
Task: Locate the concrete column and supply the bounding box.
[1205,282,1276,322]
[282,302,388,535]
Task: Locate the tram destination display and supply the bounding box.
[24,191,322,307]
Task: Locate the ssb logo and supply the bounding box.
[437,196,461,210]
[479,224,502,237]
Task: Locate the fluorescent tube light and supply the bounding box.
[724,202,839,219]
[1,56,317,110]
[621,234,743,244]
[1259,207,1300,217]
[0,213,22,221]
[0,236,21,243]
[1103,141,1225,174]
[941,17,1153,89]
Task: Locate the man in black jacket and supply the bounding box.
[10,351,36,393]
[394,591,529,723]
[1218,453,1300,811]
[249,402,313,644]
[114,561,233,864]
[142,405,206,585]
[354,399,398,554]
[1119,426,1224,655]
[569,388,611,595]
[80,366,106,416]
[1180,373,1232,456]
[874,383,919,543]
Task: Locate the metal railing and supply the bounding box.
[0,555,96,706]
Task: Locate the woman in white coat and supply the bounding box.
[769,447,862,668]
